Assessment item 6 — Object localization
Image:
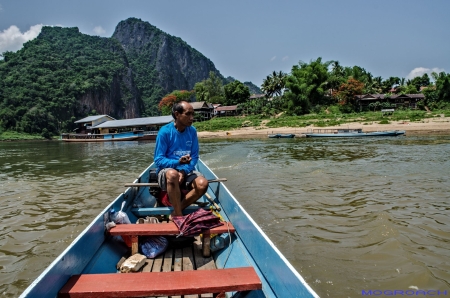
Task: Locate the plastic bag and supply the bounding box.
[109,201,132,247]
[110,201,131,224]
[139,236,169,258]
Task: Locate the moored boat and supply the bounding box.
[61,130,144,142]
[20,159,319,298]
[268,133,296,138]
[305,128,405,138]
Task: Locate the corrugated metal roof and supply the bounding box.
[356,94,424,100]
[250,94,265,99]
[93,116,174,128]
[74,115,115,123]
[191,101,210,109]
[216,105,238,111]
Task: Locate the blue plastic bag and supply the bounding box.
[139,236,169,258]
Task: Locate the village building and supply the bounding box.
[216,105,239,117]
[212,104,222,116]
[355,94,425,111]
[191,101,214,121]
[249,94,266,100]
[70,115,173,140]
[91,115,173,140]
[74,115,115,134]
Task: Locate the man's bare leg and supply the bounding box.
[181,176,208,209]
[165,169,183,217]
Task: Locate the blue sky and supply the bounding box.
[0,0,449,87]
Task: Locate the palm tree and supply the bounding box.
[261,71,287,98]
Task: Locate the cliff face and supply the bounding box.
[69,31,143,120]
[112,18,222,115]
[77,70,141,119]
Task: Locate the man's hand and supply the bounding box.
[179,154,191,164]
[178,170,186,184]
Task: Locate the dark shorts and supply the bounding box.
[157,168,204,192]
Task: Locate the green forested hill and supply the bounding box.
[0,18,260,136]
[0,26,141,135]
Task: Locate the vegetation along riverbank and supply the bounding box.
[1,19,450,141]
[2,110,449,141]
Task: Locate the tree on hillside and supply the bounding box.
[194,71,224,103]
[223,80,250,106]
[158,90,194,115]
[284,57,330,115]
[261,71,287,98]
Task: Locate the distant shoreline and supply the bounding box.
[197,117,450,139]
[2,118,449,141]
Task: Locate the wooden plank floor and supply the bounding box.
[122,236,217,298]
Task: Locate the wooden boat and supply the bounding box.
[139,131,158,140]
[61,130,144,142]
[20,160,319,298]
[268,133,296,138]
[305,128,405,138]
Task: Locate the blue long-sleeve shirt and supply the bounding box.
[154,122,199,174]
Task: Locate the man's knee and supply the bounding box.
[165,169,179,184]
[193,176,208,192]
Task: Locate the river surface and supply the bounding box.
[0,136,449,297]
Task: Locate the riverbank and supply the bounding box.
[197,117,450,138]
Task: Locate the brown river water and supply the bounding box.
[0,136,449,297]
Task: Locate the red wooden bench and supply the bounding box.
[59,267,262,298]
[109,221,235,257]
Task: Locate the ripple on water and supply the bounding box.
[1,138,450,297]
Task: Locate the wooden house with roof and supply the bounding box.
[355,94,425,111]
[216,105,239,117]
[92,115,174,140]
[191,101,214,121]
[69,115,174,140]
[74,115,115,134]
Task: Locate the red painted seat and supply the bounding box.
[59,267,262,298]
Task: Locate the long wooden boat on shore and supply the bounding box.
[305,128,405,138]
[268,133,296,138]
[20,160,318,298]
[61,131,144,142]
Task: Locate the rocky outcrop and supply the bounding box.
[112,18,223,114]
[77,69,142,119]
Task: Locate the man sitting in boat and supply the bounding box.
[154,101,208,218]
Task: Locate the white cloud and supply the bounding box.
[270,56,276,61]
[282,56,289,61]
[0,4,3,11]
[93,26,106,36]
[0,24,43,53]
[406,67,445,80]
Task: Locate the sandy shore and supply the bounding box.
[197,117,450,139]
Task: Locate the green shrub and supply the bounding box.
[0,131,45,140]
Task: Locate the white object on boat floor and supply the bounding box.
[120,253,147,273]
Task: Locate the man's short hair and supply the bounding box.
[171,101,185,120]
